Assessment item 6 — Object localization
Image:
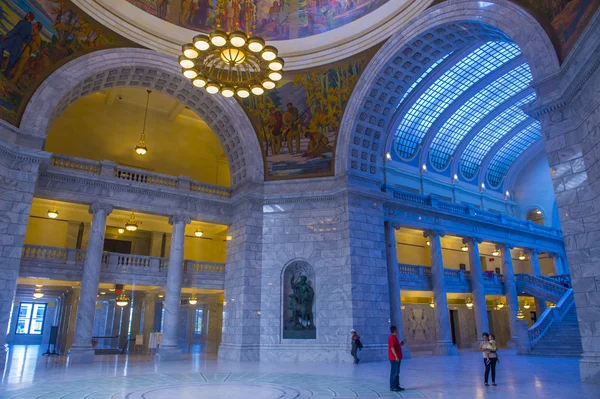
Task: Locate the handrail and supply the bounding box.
[515,273,567,303]
[190,182,232,198]
[528,288,575,347]
[114,166,178,189]
[51,155,101,174]
[22,245,67,261]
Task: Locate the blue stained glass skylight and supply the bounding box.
[394,41,522,159]
[487,122,542,187]
[428,62,532,169]
[395,52,453,111]
[460,91,536,178]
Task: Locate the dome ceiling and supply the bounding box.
[126,0,391,41]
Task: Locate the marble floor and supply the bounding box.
[0,346,599,398]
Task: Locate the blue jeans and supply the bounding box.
[389,360,401,389]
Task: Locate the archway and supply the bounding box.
[20,48,263,188]
[336,0,559,184]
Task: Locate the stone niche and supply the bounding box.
[282,260,316,339]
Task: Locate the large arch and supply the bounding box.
[19,48,263,188]
[336,0,559,184]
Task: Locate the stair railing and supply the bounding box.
[515,273,568,303]
[527,288,575,348]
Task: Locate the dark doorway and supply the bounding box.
[103,239,132,254]
[449,310,460,346]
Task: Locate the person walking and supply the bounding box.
[350,329,362,364]
[388,325,405,392]
[479,332,498,386]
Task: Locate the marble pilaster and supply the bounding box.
[424,229,457,356]
[150,232,163,257]
[527,249,547,314]
[68,203,112,364]
[464,237,489,348]
[157,215,189,361]
[499,244,518,348]
[142,293,157,353]
[385,222,410,358]
[65,287,80,351]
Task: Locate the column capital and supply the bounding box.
[423,229,445,238]
[169,215,191,225]
[462,236,482,245]
[524,248,539,256]
[89,202,113,215]
[547,252,558,259]
[496,242,514,251]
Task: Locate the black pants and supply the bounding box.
[484,358,497,383]
[351,345,359,363]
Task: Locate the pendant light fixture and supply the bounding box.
[461,244,469,252]
[425,239,430,246]
[516,308,525,320]
[496,297,505,309]
[465,296,474,309]
[518,251,526,261]
[492,248,500,256]
[135,90,151,155]
[194,228,203,237]
[523,302,531,309]
[33,288,44,299]
[189,291,198,305]
[118,228,125,234]
[116,292,130,307]
[429,297,435,308]
[47,207,59,219]
[125,213,138,231]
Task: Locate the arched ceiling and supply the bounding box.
[71,0,433,69]
[386,23,542,191]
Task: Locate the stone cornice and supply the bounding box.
[0,138,49,165]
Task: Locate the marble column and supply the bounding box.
[68,203,112,364]
[527,249,547,315]
[118,303,131,350]
[549,253,567,276]
[65,287,80,351]
[424,229,457,356]
[143,293,157,353]
[499,244,518,348]
[384,222,411,358]
[103,300,116,347]
[130,293,144,340]
[464,237,489,348]
[158,215,190,360]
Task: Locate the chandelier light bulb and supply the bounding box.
[229,31,247,47]
[220,48,246,65]
[182,44,199,59]
[193,77,207,88]
[183,69,198,79]
[268,57,284,71]
[135,142,147,155]
[247,37,265,52]
[178,55,194,69]
[47,208,59,219]
[261,46,277,61]
[206,83,220,94]
[262,80,276,90]
[209,30,227,47]
[125,213,138,231]
[236,87,250,98]
[220,87,235,98]
[251,85,264,95]
[194,229,203,237]
[193,34,210,51]
[268,71,282,81]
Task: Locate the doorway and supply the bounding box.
[449,310,461,346]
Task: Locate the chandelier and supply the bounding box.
[179,2,284,98]
[116,292,130,307]
[134,90,151,155]
[125,213,138,231]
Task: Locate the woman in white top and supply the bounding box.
[479,332,498,386]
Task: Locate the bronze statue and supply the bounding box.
[288,274,314,329]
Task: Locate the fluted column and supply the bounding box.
[424,229,457,356]
[499,244,518,348]
[464,237,489,348]
[385,222,411,358]
[157,215,190,360]
[68,203,112,363]
[143,293,157,353]
[527,249,546,315]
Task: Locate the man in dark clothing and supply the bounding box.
[388,325,405,392]
[1,12,35,75]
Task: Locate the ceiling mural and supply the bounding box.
[240,48,375,180]
[432,0,600,61]
[125,0,391,41]
[0,0,134,126]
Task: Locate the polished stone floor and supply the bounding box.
[0,346,599,398]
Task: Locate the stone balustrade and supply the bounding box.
[397,263,504,294]
[48,155,232,199]
[20,244,225,289]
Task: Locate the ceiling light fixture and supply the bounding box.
[518,252,526,261]
[535,209,542,215]
[116,292,130,307]
[225,235,233,241]
[496,298,504,309]
[194,228,203,237]
[492,248,500,257]
[429,298,435,308]
[33,288,44,299]
[189,294,198,305]
[426,239,430,246]
[523,302,531,309]
[179,6,283,98]
[516,308,525,319]
[461,244,469,252]
[47,208,59,219]
[135,90,151,155]
[466,296,473,309]
[118,228,125,234]
[125,213,138,232]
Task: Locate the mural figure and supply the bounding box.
[0,0,126,126]
[192,0,214,27]
[241,54,368,179]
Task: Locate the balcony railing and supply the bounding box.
[390,189,562,238]
[398,263,504,294]
[20,245,225,288]
[49,155,232,199]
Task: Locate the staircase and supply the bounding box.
[515,273,583,358]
